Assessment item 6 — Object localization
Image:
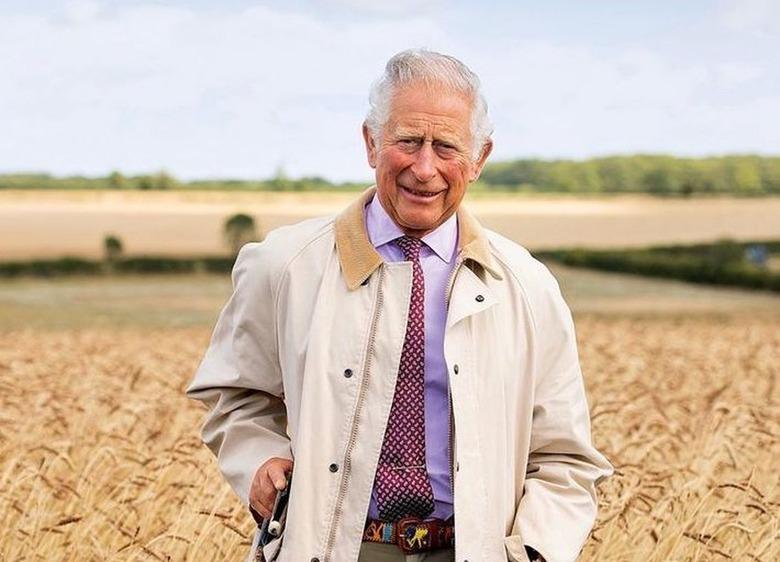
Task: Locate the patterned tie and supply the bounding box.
[373,235,435,521]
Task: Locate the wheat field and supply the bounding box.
[1,310,777,561]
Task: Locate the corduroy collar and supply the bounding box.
[334,186,503,290]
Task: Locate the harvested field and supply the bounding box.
[0,311,777,560]
[2,190,780,259]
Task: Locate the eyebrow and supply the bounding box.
[393,127,423,139]
[393,127,465,149]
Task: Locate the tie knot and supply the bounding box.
[395,235,423,261]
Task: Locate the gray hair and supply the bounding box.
[365,48,493,161]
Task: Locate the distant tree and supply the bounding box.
[108,171,125,190]
[103,234,124,262]
[138,176,153,190]
[135,171,177,190]
[641,168,672,195]
[760,158,780,194]
[154,170,177,190]
[223,213,259,255]
[729,157,762,194]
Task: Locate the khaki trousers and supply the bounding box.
[357,542,455,561]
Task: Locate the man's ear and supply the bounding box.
[470,138,493,182]
[362,122,378,169]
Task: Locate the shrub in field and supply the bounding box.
[103,234,124,262]
[223,213,259,256]
[113,257,197,274]
[538,238,780,292]
[0,256,236,278]
[0,257,101,277]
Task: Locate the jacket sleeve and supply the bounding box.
[505,267,614,562]
[185,242,293,509]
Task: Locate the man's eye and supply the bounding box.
[397,138,420,148]
[434,142,458,155]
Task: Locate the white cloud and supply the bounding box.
[61,0,102,23]
[717,0,780,36]
[0,1,777,182]
[473,39,778,161]
[313,0,445,17]
[0,2,447,180]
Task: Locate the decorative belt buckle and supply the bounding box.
[396,517,432,554]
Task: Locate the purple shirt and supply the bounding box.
[364,193,457,521]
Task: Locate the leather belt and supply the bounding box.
[362,517,455,554]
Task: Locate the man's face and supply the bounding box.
[362,84,493,238]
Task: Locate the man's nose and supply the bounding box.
[410,142,437,183]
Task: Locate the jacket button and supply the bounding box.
[329,463,339,473]
[453,364,459,374]
[456,462,460,472]
[311,559,320,562]
[475,294,484,302]
[343,368,353,378]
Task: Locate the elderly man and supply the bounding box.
[185,49,613,562]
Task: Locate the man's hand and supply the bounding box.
[249,457,293,520]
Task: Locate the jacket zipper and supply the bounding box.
[322,267,385,562]
[445,255,463,548]
[447,387,455,517]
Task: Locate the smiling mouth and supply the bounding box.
[401,186,444,198]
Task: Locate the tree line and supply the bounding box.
[478,154,780,195]
[2,154,779,195]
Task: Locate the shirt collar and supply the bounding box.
[365,192,458,263]
[334,186,503,291]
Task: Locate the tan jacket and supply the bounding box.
[185,187,614,562]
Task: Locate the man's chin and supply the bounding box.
[396,214,443,237]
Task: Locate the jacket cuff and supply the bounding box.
[504,535,531,562]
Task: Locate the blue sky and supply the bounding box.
[1,0,778,182]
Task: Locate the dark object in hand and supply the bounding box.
[525,545,545,561]
[259,475,292,547]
